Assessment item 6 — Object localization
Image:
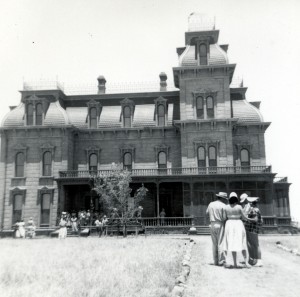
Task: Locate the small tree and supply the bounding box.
[91,164,148,237]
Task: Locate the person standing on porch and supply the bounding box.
[206,192,228,266]
[160,208,166,225]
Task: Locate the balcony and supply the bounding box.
[59,165,272,178]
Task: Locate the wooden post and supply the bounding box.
[156,182,160,221]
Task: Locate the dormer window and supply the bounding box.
[25,95,47,126]
[36,103,43,125]
[157,104,165,126]
[123,106,131,128]
[90,107,97,128]
[26,103,34,125]
[87,100,102,129]
[199,43,208,65]
[241,149,250,167]
[120,98,135,128]
[154,96,168,127]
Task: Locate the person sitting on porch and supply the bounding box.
[86,210,91,225]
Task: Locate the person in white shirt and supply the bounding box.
[206,192,228,266]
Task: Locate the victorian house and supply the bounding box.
[0,15,291,234]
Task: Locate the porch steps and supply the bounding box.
[195,226,210,235]
[67,228,79,237]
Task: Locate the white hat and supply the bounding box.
[229,192,238,199]
[216,192,228,199]
[62,212,67,215]
[247,197,259,203]
[240,193,248,203]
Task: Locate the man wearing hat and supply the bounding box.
[206,192,228,266]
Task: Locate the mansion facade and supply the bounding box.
[0,15,291,233]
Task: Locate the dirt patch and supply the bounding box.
[185,236,300,297]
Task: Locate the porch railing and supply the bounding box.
[262,216,291,226]
[59,165,272,178]
[141,217,193,227]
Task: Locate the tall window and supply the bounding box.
[199,43,208,65]
[27,103,34,125]
[36,103,43,125]
[123,152,132,170]
[157,104,165,126]
[13,194,23,224]
[208,146,217,167]
[206,96,214,118]
[197,146,206,167]
[89,153,98,172]
[15,152,25,177]
[158,151,167,169]
[196,97,204,119]
[41,193,51,226]
[123,106,131,128]
[90,107,97,128]
[241,149,250,167]
[42,151,52,176]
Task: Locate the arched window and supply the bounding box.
[89,153,98,172]
[206,96,214,118]
[208,146,217,167]
[241,149,250,167]
[41,193,51,226]
[13,194,23,224]
[158,151,167,169]
[42,151,52,176]
[36,103,43,125]
[123,152,132,170]
[90,107,97,128]
[197,146,206,167]
[196,97,204,119]
[27,103,34,125]
[15,152,25,177]
[199,43,208,65]
[157,104,165,126]
[123,106,131,128]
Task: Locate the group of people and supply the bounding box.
[58,210,110,239]
[13,217,36,239]
[207,191,263,268]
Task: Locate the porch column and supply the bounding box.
[156,182,160,217]
[190,182,194,217]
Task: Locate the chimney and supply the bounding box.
[159,72,167,91]
[97,75,106,94]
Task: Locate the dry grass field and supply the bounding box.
[277,235,300,250]
[0,236,188,297]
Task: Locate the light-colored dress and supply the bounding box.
[18,221,26,238]
[223,204,247,252]
[58,218,67,239]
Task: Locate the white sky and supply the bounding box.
[0,0,299,220]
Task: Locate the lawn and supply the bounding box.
[0,236,188,297]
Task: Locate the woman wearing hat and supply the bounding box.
[223,192,249,268]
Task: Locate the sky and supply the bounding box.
[0,0,299,220]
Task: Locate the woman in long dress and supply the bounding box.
[223,192,248,268]
[58,213,68,239]
[18,219,26,238]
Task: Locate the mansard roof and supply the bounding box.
[179,43,228,67]
[232,99,264,124]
